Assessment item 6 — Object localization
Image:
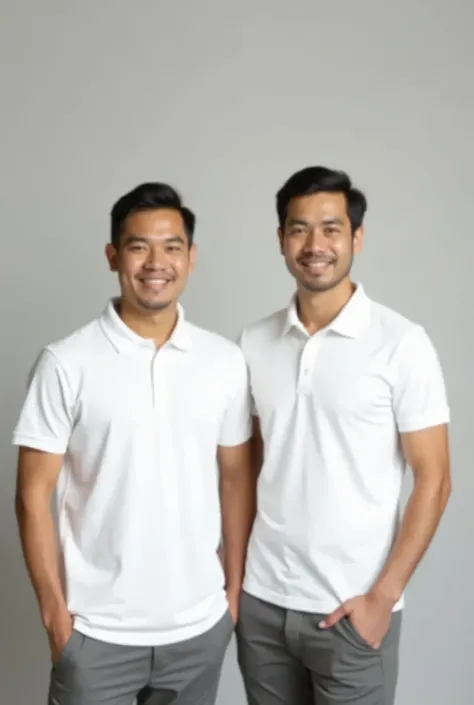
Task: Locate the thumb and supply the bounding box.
[319,602,350,629]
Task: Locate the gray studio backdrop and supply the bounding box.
[1,1,472,704]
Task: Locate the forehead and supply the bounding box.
[286,192,349,223]
[123,208,186,236]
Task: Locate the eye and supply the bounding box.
[166,245,182,253]
[129,244,146,252]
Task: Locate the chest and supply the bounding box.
[74,351,229,434]
[250,335,394,425]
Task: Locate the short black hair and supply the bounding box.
[110,182,196,249]
[276,166,367,232]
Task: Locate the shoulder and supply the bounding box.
[186,322,246,368]
[368,299,433,351]
[368,298,439,368]
[239,308,287,353]
[369,299,420,340]
[37,317,103,378]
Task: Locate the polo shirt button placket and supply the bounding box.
[298,341,318,396]
[150,347,162,412]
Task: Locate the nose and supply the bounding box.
[303,227,327,253]
[145,245,167,269]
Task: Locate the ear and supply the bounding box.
[277,227,285,254]
[188,243,197,273]
[353,226,364,255]
[105,243,119,272]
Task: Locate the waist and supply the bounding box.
[71,590,228,646]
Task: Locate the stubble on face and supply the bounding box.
[280,192,360,295]
[108,209,194,317]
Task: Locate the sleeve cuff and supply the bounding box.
[397,408,450,433]
[12,434,67,455]
[218,428,252,447]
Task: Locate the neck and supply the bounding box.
[297,278,355,335]
[117,299,179,347]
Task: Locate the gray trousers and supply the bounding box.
[48,610,234,705]
[236,592,402,705]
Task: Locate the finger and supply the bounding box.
[319,603,348,629]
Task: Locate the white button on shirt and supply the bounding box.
[239,284,450,614]
[12,300,252,646]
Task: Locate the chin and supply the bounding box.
[137,298,172,312]
[301,277,337,293]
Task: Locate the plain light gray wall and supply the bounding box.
[1,1,472,703]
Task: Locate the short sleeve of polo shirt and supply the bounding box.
[218,348,252,447]
[12,348,74,454]
[391,325,450,433]
[235,328,258,417]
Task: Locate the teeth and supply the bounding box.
[305,262,329,271]
[140,278,169,292]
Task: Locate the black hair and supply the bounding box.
[276,166,367,232]
[110,182,196,248]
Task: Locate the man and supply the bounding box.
[236,166,451,705]
[13,182,254,705]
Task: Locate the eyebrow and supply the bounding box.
[286,217,344,227]
[286,218,310,227]
[321,217,344,226]
[124,234,186,245]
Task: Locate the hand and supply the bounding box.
[319,590,394,649]
[45,608,73,664]
[226,586,241,625]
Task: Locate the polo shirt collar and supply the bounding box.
[100,298,192,353]
[282,283,370,339]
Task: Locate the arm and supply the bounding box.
[372,423,451,603]
[321,427,451,644]
[12,349,74,660]
[250,415,264,481]
[218,441,255,617]
[15,447,72,658]
[216,346,255,620]
[321,326,451,644]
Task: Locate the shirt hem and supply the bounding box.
[72,603,228,647]
[243,580,405,614]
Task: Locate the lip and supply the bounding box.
[300,260,333,274]
[138,277,172,293]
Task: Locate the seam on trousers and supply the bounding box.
[379,647,386,705]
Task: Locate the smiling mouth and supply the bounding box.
[138,277,172,293]
[300,260,334,275]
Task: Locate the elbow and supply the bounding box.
[439,473,452,510]
[15,492,28,530]
[15,488,29,522]
[15,485,50,522]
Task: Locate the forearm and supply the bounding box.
[372,476,450,603]
[15,495,67,626]
[250,418,263,482]
[220,476,255,592]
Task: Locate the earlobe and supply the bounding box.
[353,227,364,254]
[189,243,198,272]
[105,243,118,272]
[277,228,284,254]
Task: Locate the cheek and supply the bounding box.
[175,256,192,276]
[331,240,351,259]
[282,241,299,262]
[120,259,142,281]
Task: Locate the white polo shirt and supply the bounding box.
[239,284,449,614]
[12,300,251,646]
